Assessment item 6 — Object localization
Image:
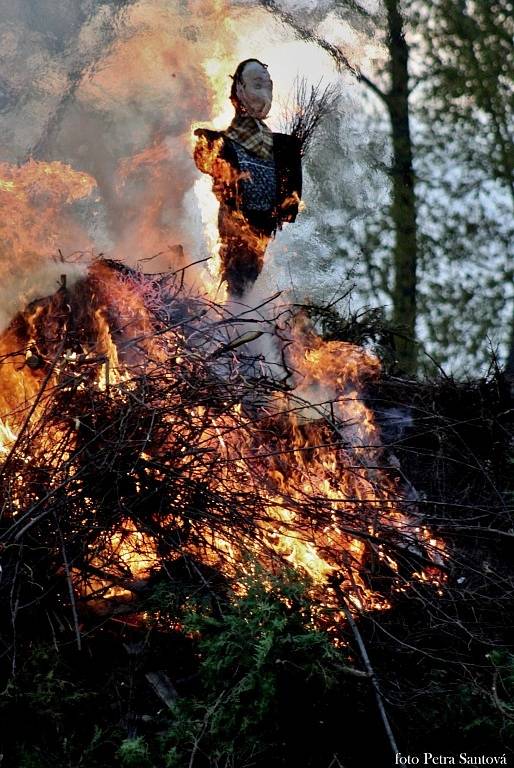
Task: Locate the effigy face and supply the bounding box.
[236,61,273,119]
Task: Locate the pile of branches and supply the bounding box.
[0,261,447,630]
[0,260,513,762]
[0,261,295,634]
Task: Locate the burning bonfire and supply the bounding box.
[1,5,513,760]
[0,247,446,641]
[1,159,513,768]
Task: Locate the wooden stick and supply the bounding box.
[335,583,399,756]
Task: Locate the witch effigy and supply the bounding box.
[194,59,303,298]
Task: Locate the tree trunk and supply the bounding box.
[260,0,420,371]
[506,303,514,381]
[384,0,418,373]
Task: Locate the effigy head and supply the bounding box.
[230,59,273,119]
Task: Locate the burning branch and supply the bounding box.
[0,255,512,762]
[0,259,447,633]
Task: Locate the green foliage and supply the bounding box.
[409,0,514,374]
[328,0,514,375]
[3,567,514,766]
[404,652,514,754]
[411,0,514,187]
[488,651,514,726]
[17,728,106,768]
[0,569,366,768]
[161,571,355,767]
[117,736,153,768]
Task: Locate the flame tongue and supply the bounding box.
[0,262,445,626]
[0,160,96,260]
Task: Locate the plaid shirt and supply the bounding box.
[225,113,274,161]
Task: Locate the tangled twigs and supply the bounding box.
[0,260,512,709]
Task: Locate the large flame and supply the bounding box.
[0,2,444,632]
[0,261,446,624]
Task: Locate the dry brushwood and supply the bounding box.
[0,259,512,713]
[280,76,339,156]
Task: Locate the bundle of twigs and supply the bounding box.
[281,77,338,156]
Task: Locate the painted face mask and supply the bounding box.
[235,61,273,120]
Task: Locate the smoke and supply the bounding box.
[376,406,413,443]
[0,262,87,335]
[0,0,386,332]
[0,158,97,332]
